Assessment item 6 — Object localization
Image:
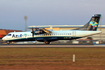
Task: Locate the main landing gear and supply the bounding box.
[44,41,50,44]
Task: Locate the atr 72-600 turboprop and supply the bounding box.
[2,14,102,44]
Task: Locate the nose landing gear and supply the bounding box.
[6,41,10,44]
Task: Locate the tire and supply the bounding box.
[7,41,10,44]
[44,41,50,44]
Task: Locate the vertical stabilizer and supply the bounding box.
[77,14,101,31]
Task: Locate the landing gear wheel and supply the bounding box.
[7,41,10,44]
[44,41,50,44]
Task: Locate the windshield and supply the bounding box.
[7,34,11,36]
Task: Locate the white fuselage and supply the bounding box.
[2,30,102,42]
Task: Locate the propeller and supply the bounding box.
[31,27,51,39]
[31,27,40,39]
[31,28,35,39]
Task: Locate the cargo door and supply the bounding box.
[72,31,76,39]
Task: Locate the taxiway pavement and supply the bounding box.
[0,44,105,48]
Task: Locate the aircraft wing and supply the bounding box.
[29,28,52,34]
[29,25,53,34]
[40,28,52,33]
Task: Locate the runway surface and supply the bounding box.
[0,44,105,48]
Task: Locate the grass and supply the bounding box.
[0,47,105,66]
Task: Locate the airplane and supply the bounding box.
[2,14,102,44]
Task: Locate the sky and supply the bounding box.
[0,0,105,31]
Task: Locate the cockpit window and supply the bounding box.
[7,34,11,36]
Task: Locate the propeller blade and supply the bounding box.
[31,28,34,39]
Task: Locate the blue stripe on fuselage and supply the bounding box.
[6,36,81,42]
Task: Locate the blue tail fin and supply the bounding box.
[79,14,101,31]
[88,14,101,31]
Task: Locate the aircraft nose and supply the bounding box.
[2,37,6,41]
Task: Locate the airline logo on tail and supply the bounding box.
[78,14,101,31]
[89,14,101,31]
[89,18,98,30]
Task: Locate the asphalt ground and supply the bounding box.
[0,44,105,48]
